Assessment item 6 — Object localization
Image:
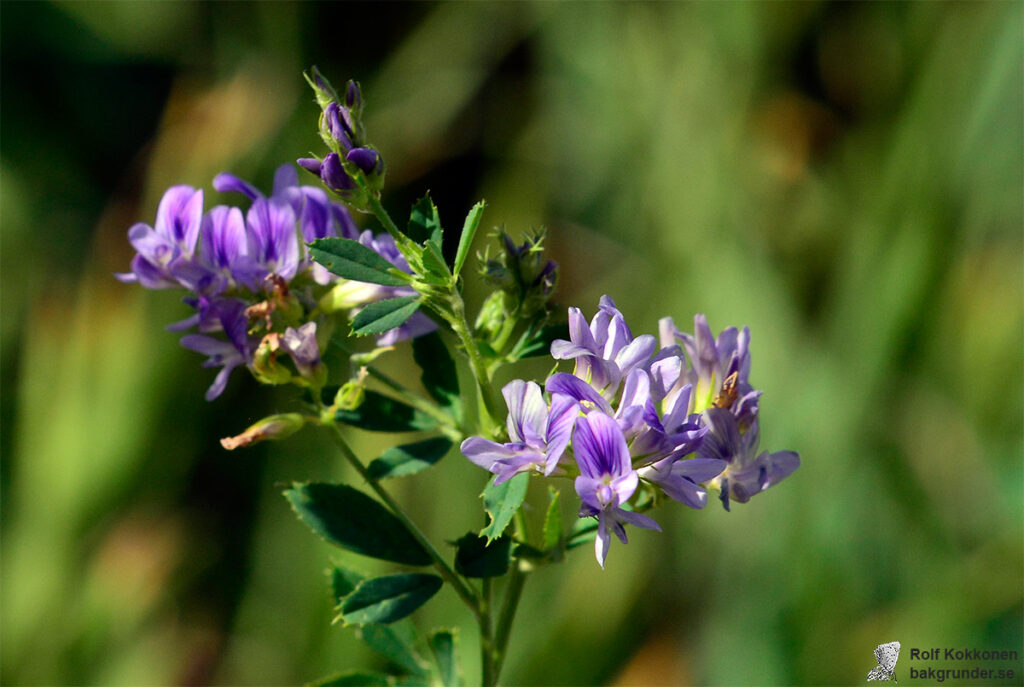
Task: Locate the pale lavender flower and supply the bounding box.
[281,322,322,380]
[661,314,761,423]
[460,380,579,484]
[573,411,660,568]
[550,296,656,398]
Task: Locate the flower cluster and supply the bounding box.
[116,164,433,400]
[461,296,800,567]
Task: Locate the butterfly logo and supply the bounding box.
[867,641,900,682]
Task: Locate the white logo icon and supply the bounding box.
[867,641,900,682]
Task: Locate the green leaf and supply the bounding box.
[428,629,461,687]
[480,473,528,542]
[308,671,391,687]
[515,322,570,358]
[422,238,451,281]
[351,297,421,336]
[367,437,452,480]
[309,238,408,286]
[566,518,599,550]
[339,573,443,625]
[411,333,461,421]
[407,194,442,244]
[542,487,563,553]
[453,201,485,278]
[335,391,439,432]
[358,624,429,677]
[329,563,365,605]
[284,483,432,566]
[453,532,511,578]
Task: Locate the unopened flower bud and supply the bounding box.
[320,153,355,194]
[345,80,362,112]
[252,333,292,384]
[333,378,366,411]
[297,157,322,176]
[220,413,306,450]
[307,66,339,105]
[346,147,380,175]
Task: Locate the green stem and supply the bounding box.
[449,296,503,431]
[491,509,530,684]
[363,365,462,440]
[365,193,407,247]
[480,578,495,687]
[322,420,480,616]
[492,563,527,683]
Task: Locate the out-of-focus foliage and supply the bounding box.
[2,2,1021,685]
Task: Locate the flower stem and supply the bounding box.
[363,365,463,440]
[322,420,480,616]
[365,193,408,248]
[480,577,496,687]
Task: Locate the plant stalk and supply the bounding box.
[322,420,480,616]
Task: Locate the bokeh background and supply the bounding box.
[2,2,1022,685]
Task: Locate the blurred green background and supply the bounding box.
[2,2,1022,685]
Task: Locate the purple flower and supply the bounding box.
[461,380,579,484]
[698,407,800,510]
[551,296,656,398]
[116,185,204,288]
[281,321,322,380]
[662,314,761,423]
[179,299,253,400]
[573,411,660,568]
[243,197,300,287]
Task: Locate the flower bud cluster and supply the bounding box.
[461,296,800,567]
[116,164,434,399]
[475,230,558,343]
[298,67,384,206]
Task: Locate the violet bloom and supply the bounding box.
[551,296,656,399]
[281,322,322,380]
[116,185,204,289]
[179,299,253,400]
[699,407,800,511]
[661,314,761,424]
[242,197,300,288]
[573,411,660,568]
[461,380,578,484]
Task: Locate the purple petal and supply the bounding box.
[213,172,262,200]
[128,222,176,267]
[616,508,661,532]
[544,394,579,474]
[201,205,247,271]
[155,186,203,255]
[544,373,613,415]
[614,334,656,377]
[549,340,594,360]
[595,516,610,568]
[502,380,547,446]
[673,457,727,484]
[127,253,178,289]
[573,412,631,479]
[567,306,598,352]
[297,157,322,175]
[271,164,299,197]
[346,147,380,175]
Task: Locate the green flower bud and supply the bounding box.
[220,413,307,450]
